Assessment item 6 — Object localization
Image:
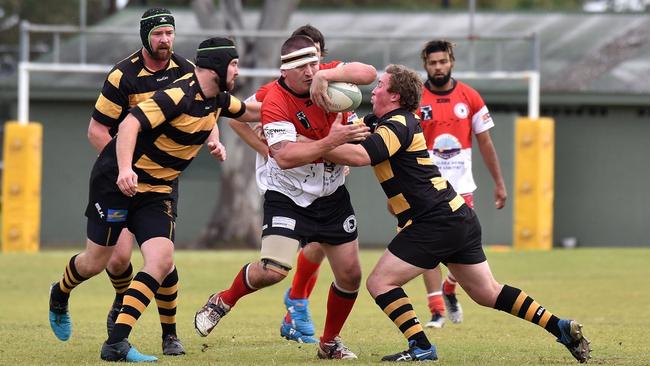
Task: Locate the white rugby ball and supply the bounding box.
[326,82,362,112]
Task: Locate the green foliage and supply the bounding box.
[1,248,648,365]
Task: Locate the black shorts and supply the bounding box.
[262,185,358,246]
[387,205,486,269]
[84,160,176,246]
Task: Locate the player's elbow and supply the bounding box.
[357,64,378,85]
[347,156,369,167]
[274,155,300,169]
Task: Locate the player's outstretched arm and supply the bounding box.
[228,120,269,158]
[235,100,262,122]
[270,117,369,169]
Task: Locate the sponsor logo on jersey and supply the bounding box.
[106,209,128,223]
[432,133,462,160]
[343,214,357,233]
[420,105,432,120]
[272,216,296,230]
[156,76,169,82]
[296,111,311,129]
[454,102,469,119]
[94,203,105,219]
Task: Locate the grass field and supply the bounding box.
[1,248,648,365]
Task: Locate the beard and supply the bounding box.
[151,47,172,61]
[428,71,451,88]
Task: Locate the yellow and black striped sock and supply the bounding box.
[375,287,431,350]
[106,263,133,304]
[107,271,160,344]
[51,254,88,304]
[156,267,178,338]
[494,284,561,339]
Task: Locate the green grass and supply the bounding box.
[1,248,648,365]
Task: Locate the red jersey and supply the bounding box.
[259,62,354,207]
[419,79,494,194]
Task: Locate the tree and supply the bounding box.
[191,0,299,248]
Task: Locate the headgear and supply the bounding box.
[195,37,239,91]
[280,46,318,70]
[140,8,175,55]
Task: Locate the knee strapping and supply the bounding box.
[261,258,291,277]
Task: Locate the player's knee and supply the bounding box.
[107,254,131,274]
[258,258,290,285]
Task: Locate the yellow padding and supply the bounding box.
[2,122,42,253]
[514,117,554,250]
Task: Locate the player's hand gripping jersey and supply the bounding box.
[419,80,494,194]
[260,74,356,207]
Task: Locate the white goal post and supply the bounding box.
[17,62,540,124]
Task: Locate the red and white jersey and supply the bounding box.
[260,74,355,207]
[419,79,494,194]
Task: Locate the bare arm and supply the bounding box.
[228,120,268,157]
[311,62,377,110]
[115,115,141,197]
[87,118,112,152]
[235,100,261,122]
[475,130,507,209]
[322,143,371,167]
[271,118,369,169]
[205,125,227,161]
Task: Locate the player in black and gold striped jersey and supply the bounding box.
[49,37,258,362]
[83,8,194,355]
[321,64,590,363]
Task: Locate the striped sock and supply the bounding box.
[375,287,431,350]
[107,271,160,344]
[106,263,133,304]
[52,254,88,304]
[494,284,561,339]
[156,267,178,337]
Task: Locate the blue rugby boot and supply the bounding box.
[557,319,591,363]
[381,340,438,362]
[283,288,315,336]
[100,339,158,362]
[49,282,71,341]
[280,318,317,343]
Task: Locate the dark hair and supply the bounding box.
[420,40,455,62]
[291,24,327,57]
[281,35,316,56]
[385,64,423,113]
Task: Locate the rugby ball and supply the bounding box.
[326,82,362,112]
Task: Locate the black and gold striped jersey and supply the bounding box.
[92,49,195,136]
[360,108,466,230]
[99,72,246,194]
